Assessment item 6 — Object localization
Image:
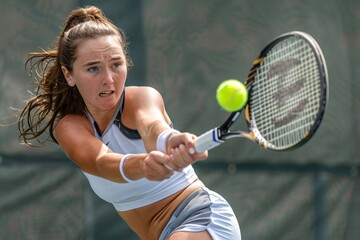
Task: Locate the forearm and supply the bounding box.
[141,119,172,152]
[95,153,146,183]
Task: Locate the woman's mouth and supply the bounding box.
[99,90,114,97]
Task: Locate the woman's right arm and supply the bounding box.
[54,114,173,183]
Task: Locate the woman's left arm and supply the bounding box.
[129,86,208,171]
[128,86,172,151]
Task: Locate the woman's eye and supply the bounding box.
[112,62,122,69]
[88,66,99,73]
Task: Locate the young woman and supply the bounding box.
[18,6,241,240]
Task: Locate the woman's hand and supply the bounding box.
[165,132,208,171]
[140,132,209,181]
[142,151,174,181]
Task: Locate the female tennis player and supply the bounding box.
[18,6,241,240]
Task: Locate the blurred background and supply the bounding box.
[0,0,359,239]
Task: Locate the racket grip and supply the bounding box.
[194,128,224,153]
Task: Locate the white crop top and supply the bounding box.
[83,92,198,211]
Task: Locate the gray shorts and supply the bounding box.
[159,187,241,240]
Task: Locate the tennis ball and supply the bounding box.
[216,79,248,112]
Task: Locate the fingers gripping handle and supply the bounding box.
[194,128,224,153]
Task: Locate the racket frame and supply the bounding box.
[194,31,328,153]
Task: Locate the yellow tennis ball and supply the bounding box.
[216,79,248,112]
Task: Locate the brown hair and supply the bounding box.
[18,6,132,146]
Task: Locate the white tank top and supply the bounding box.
[83,92,198,211]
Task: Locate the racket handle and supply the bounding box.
[193,128,224,153]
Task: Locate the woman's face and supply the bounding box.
[62,35,127,115]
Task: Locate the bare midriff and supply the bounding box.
[117,179,205,240]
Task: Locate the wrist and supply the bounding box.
[119,154,134,183]
[156,128,180,153]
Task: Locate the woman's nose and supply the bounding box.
[102,67,114,85]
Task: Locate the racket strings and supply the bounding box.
[250,36,323,149]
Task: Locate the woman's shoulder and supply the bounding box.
[57,113,89,123]
[54,114,94,148]
[122,86,168,127]
[56,114,93,133]
[125,86,162,99]
[125,86,164,107]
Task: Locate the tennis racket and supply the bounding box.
[194,31,328,153]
